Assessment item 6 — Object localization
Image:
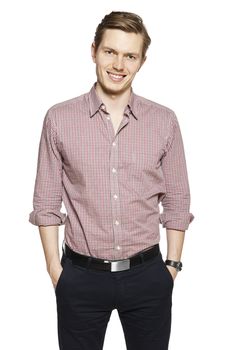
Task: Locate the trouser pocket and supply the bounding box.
[160,256,174,288]
[55,254,67,295]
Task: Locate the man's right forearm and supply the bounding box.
[39,225,62,288]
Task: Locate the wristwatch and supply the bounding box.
[165,260,183,272]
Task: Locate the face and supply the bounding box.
[91,29,146,96]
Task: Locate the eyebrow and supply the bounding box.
[103,46,140,57]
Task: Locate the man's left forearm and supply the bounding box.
[166,229,185,261]
[165,228,185,279]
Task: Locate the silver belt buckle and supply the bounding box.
[104,259,130,272]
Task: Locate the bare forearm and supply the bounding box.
[164,228,185,280]
[38,225,61,278]
[166,229,185,261]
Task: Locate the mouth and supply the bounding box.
[107,71,127,82]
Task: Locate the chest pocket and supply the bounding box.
[128,150,165,197]
[131,151,159,174]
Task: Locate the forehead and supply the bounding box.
[100,29,143,54]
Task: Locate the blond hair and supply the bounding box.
[94,11,151,60]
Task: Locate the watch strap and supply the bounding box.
[165,259,183,271]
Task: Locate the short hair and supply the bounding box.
[94,11,151,60]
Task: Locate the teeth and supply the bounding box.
[111,74,123,78]
[108,72,125,80]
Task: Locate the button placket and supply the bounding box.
[101,108,130,259]
[110,115,130,258]
[99,107,115,144]
[109,136,123,258]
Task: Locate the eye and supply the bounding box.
[104,49,114,55]
[127,55,137,61]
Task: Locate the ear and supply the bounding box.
[138,56,147,72]
[91,42,96,63]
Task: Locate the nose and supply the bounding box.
[112,55,124,71]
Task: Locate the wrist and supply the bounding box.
[47,259,62,276]
[165,259,183,272]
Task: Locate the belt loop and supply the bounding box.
[139,252,144,263]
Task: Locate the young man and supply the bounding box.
[29,11,194,350]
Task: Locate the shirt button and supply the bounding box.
[113,194,118,200]
[115,245,121,250]
[112,168,117,173]
[106,116,111,120]
[115,220,119,225]
[112,142,116,146]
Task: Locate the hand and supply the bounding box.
[166,265,178,281]
[48,263,63,289]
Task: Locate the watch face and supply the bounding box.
[176,262,182,271]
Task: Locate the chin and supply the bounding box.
[101,81,130,95]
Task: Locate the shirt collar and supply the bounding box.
[88,83,138,120]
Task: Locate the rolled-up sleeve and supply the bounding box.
[159,112,194,230]
[29,109,67,226]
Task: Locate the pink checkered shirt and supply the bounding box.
[29,83,194,260]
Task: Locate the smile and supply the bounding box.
[107,71,127,82]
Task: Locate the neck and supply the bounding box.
[95,82,131,113]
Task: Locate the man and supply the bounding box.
[29,11,194,350]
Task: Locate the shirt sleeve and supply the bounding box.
[29,109,67,226]
[159,112,194,231]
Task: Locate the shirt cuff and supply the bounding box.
[29,210,67,226]
[159,212,194,231]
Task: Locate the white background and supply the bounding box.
[1,0,233,349]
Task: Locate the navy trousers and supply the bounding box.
[55,248,174,350]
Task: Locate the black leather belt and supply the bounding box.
[64,243,160,272]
